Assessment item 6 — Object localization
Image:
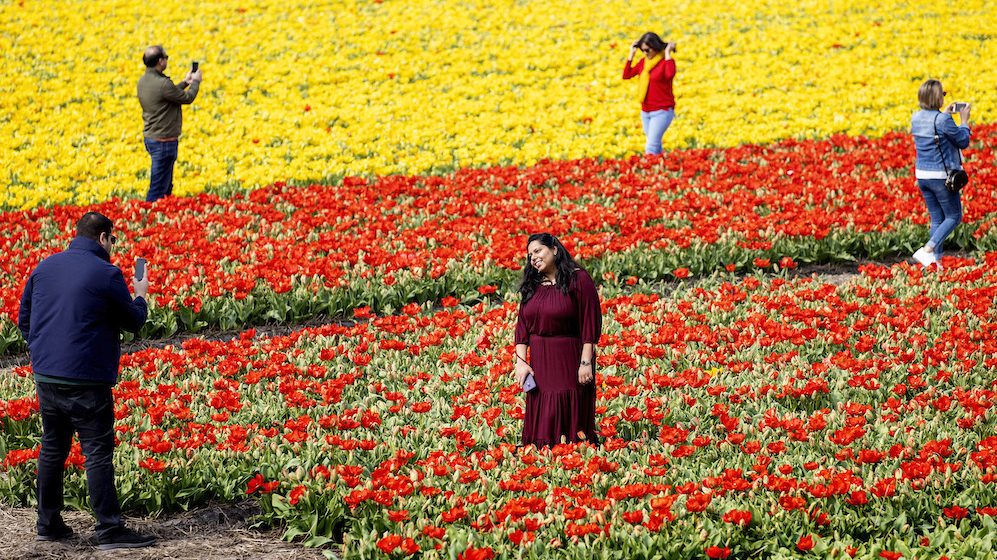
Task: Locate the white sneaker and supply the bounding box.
[912,247,936,267]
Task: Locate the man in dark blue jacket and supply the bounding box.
[18,211,156,550]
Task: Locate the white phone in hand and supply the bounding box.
[522,373,537,393]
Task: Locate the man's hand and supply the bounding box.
[133,265,150,299]
[190,68,203,83]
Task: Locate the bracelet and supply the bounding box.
[580,360,591,366]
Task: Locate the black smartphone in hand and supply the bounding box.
[952,102,968,112]
[134,258,147,282]
[191,61,199,73]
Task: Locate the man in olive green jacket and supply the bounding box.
[137,45,202,202]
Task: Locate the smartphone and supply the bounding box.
[522,373,537,393]
[952,102,968,112]
[192,61,199,73]
[134,258,147,282]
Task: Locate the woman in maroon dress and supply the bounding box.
[514,233,602,447]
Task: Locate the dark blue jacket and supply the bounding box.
[18,237,147,385]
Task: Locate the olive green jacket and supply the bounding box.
[137,68,200,139]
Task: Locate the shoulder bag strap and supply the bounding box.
[932,113,952,173]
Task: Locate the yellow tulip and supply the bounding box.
[1,0,993,208]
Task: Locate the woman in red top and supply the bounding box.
[623,32,676,155]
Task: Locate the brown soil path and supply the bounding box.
[0,502,332,560]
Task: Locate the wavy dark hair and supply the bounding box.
[637,32,673,54]
[518,233,583,304]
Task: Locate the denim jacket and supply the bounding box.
[911,109,970,176]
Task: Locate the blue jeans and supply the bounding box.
[144,138,178,202]
[917,178,962,259]
[35,383,122,540]
[640,109,675,155]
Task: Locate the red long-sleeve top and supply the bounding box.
[623,58,676,112]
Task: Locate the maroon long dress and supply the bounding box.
[515,269,602,447]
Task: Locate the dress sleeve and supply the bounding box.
[515,304,530,345]
[623,58,643,80]
[573,270,602,344]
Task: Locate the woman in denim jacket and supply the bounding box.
[910,79,972,268]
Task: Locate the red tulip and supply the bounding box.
[706,545,731,558]
[796,534,815,552]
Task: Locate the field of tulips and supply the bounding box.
[5,2,997,557]
[2,0,994,208]
[2,124,996,355]
[3,254,997,558]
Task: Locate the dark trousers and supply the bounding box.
[36,382,122,539]
[144,138,178,202]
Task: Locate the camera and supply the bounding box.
[951,102,968,112]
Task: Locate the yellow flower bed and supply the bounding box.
[1,0,993,208]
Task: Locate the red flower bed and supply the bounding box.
[3,254,997,556]
[2,125,995,353]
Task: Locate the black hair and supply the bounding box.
[143,46,165,68]
[637,32,669,53]
[518,233,584,304]
[76,211,113,241]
